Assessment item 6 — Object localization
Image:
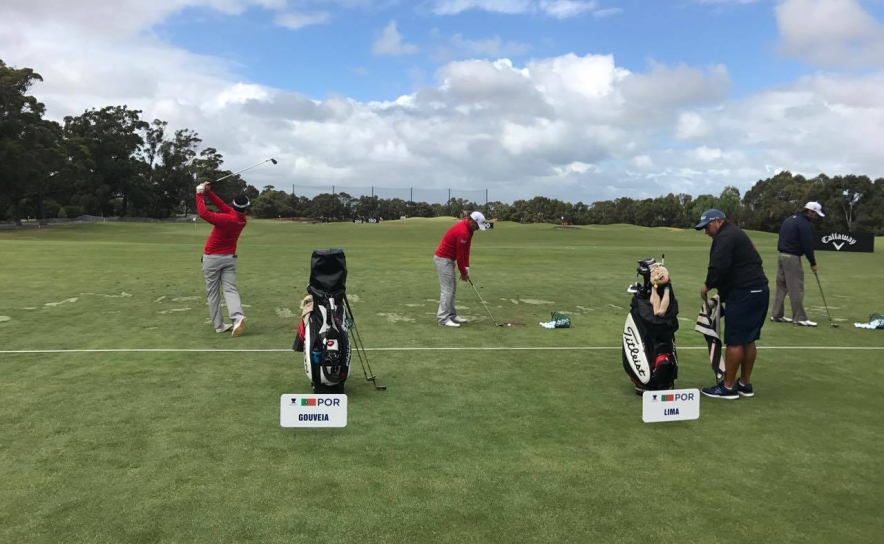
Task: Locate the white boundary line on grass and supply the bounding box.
[1,346,882,354]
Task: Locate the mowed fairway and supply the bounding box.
[1,219,882,544]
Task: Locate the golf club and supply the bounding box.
[214,158,278,182]
[468,278,508,327]
[813,270,838,328]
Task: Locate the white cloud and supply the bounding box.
[539,0,598,19]
[372,21,420,55]
[433,33,532,62]
[1,0,285,37]
[593,7,622,18]
[696,0,764,4]
[632,155,653,168]
[776,0,884,67]
[430,0,620,18]
[274,11,332,30]
[675,111,711,140]
[2,0,884,205]
[430,0,533,15]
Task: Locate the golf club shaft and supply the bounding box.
[813,270,837,327]
[214,159,273,183]
[468,278,501,326]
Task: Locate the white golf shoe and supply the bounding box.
[232,316,247,337]
[440,320,461,328]
[770,316,793,323]
[796,319,818,327]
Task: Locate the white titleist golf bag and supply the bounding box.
[622,257,679,395]
[293,248,385,393]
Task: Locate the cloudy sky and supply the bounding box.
[2,0,883,203]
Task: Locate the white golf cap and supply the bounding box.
[469,211,487,230]
[805,201,825,217]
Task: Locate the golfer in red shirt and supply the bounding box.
[434,211,486,327]
[196,182,249,337]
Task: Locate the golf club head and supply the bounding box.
[270,158,278,165]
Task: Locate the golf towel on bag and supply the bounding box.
[695,295,724,381]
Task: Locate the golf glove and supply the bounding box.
[196,183,206,194]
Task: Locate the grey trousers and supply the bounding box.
[771,253,807,322]
[202,254,245,331]
[434,256,457,324]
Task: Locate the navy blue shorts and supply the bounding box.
[724,286,770,345]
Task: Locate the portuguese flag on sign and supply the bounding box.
[661,394,675,402]
[301,398,317,406]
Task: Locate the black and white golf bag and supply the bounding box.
[293,249,385,393]
[622,257,680,395]
[294,249,352,393]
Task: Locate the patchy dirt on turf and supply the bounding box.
[45,298,78,307]
[377,312,415,323]
[519,298,554,305]
[158,308,191,314]
[0,316,11,323]
[276,308,295,318]
[81,292,132,298]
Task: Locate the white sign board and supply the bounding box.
[642,389,700,423]
[280,394,348,428]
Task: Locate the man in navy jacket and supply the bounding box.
[696,209,769,400]
[770,202,824,327]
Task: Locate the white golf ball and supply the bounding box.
[507,323,512,327]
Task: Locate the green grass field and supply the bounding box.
[1,219,882,544]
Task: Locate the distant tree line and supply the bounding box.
[486,171,884,234]
[2,59,883,234]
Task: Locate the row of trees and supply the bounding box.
[224,170,884,236]
[3,59,883,233]
[1,59,254,223]
[487,172,884,234]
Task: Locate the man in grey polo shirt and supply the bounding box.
[770,201,824,327]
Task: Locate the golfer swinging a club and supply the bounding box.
[196,182,250,337]
[434,211,486,327]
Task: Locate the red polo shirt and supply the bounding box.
[435,219,473,276]
[196,190,247,255]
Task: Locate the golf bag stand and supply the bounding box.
[622,257,680,396]
[292,249,386,392]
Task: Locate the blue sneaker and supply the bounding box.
[736,381,754,397]
[702,382,739,400]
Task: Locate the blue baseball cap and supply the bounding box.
[694,209,726,230]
